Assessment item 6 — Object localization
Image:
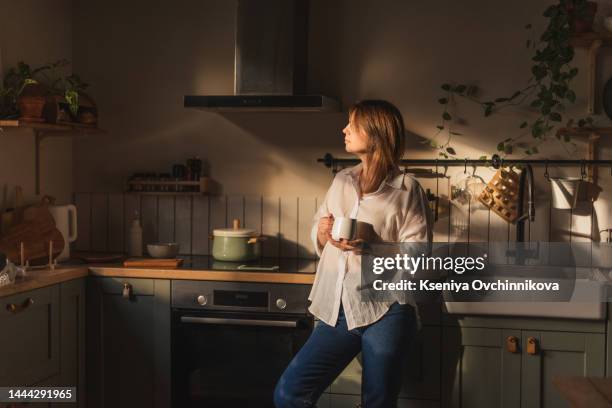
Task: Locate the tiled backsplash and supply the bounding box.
[74,193,322,259]
[73,166,601,261]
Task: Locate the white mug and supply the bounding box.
[331,217,357,241]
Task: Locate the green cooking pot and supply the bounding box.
[211,219,263,261]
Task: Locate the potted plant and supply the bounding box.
[565,0,598,32]
[0,59,96,126]
[0,86,18,120]
[40,63,95,125]
[63,74,96,125]
[43,72,93,125]
[431,0,595,159]
[2,62,51,122]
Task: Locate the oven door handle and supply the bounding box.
[180,316,298,328]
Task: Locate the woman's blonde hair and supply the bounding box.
[349,100,405,194]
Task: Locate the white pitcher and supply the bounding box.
[49,205,78,261]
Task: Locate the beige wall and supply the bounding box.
[0,0,73,206]
[70,0,612,238]
[71,0,345,197]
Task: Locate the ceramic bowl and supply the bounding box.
[147,243,180,258]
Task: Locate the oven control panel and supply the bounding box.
[172,280,311,314]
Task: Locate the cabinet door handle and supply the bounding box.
[527,337,538,355]
[6,297,34,314]
[506,336,519,353]
[122,283,132,299]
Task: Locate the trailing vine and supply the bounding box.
[430,0,594,159]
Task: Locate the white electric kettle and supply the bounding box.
[48,205,78,261]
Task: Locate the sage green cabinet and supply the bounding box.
[606,302,612,377]
[0,278,86,406]
[35,279,87,407]
[442,326,605,408]
[86,277,170,408]
[400,326,441,400]
[61,278,87,404]
[520,330,605,408]
[0,285,60,386]
[442,327,521,408]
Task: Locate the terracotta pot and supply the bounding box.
[17,84,47,123]
[43,95,72,124]
[76,93,98,125]
[78,111,97,125]
[566,1,598,33]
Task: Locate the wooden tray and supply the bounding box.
[123,258,183,268]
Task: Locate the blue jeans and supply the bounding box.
[274,302,418,408]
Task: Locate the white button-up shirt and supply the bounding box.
[308,163,433,330]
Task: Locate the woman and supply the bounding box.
[274,100,433,408]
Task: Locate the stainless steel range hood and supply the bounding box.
[184,0,338,112]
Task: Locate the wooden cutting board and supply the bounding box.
[73,252,126,263]
[123,258,183,268]
[0,198,64,264]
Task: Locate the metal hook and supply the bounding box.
[544,160,550,181]
[332,161,339,175]
[580,160,586,180]
[464,158,468,174]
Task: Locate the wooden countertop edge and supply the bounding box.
[88,267,315,284]
[0,267,89,298]
[0,265,315,298]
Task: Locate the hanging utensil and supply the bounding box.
[451,167,487,211]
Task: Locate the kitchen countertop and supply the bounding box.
[0,256,317,298]
[0,266,89,298]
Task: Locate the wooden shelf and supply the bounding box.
[125,192,211,196]
[127,180,201,186]
[568,32,612,114]
[569,32,612,47]
[0,119,103,134]
[556,126,612,136]
[0,119,104,195]
[126,177,217,196]
[556,127,608,183]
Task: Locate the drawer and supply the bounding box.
[0,285,60,385]
[93,277,155,296]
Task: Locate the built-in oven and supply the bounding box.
[171,280,313,408]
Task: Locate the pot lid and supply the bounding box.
[213,219,258,237]
[213,227,257,237]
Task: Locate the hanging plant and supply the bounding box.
[429,0,594,159]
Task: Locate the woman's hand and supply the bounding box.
[317,214,334,249]
[327,237,365,254]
